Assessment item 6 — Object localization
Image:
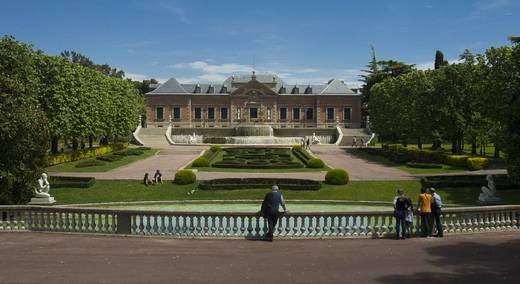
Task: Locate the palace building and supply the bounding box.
[145,72,362,128]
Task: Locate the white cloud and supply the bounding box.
[415,58,461,70]
[188,61,253,74]
[125,72,148,81]
[160,2,189,24]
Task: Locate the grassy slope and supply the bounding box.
[46,149,158,173]
[51,180,520,205]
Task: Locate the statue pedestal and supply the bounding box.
[29,197,56,205]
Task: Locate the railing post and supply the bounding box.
[117,212,132,234]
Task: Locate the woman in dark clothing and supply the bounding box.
[393,189,412,240]
[143,173,154,186]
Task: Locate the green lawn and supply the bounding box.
[46,149,158,172]
[374,143,504,159]
[349,149,467,174]
[187,148,331,173]
[51,179,520,206]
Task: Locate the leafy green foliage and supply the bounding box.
[210,144,222,152]
[307,158,325,168]
[325,169,349,185]
[174,170,196,185]
[192,157,210,167]
[75,160,106,168]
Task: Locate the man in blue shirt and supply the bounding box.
[429,188,444,237]
[261,185,288,241]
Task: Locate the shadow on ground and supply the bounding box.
[377,239,520,284]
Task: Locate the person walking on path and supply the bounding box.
[417,187,433,237]
[305,137,311,150]
[260,185,288,242]
[393,189,412,239]
[352,137,357,147]
[429,188,444,237]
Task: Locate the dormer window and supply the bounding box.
[304,85,312,94]
[279,85,286,94]
[220,86,228,93]
[291,86,299,94]
[207,84,214,93]
[194,84,201,93]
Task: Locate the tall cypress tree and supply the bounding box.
[434,50,449,69]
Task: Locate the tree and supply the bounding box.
[0,93,49,204]
[434,50,449,69]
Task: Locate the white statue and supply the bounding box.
[478,175,502,204]
[29,173,55,204]
[188,132,197,144]
[268,126,274,137]
[311,132,321,144]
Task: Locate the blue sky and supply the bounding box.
[1,0,519,85]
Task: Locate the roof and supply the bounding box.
[147,73,359,96]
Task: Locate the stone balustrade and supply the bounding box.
[1,205,519,238]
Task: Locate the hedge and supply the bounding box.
[420,174,517,190]
[212,162,304,169]
[307,158,325,168]
[325,169,349,185]
[174,170,196,185]
[48,176,96,188]
[210,144,222,152]
[96,154,124,162]
[192,157,210,167]
[113,148,144,156]
[47,142,128,166]
[357,144,489,170]
[75,160,106,168]
[467,157,489,171]
[198,178,321,191]
[406,162,443,169]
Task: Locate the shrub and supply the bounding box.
[47,142,128,166]
[420,174,517,189]
[325,169,349,185]
[75,160,106,168]
[49,176,96,188]
[198,178,321,191]
[406,162,443,169]
[446,155,469,168]
[292,145,303,152]
[174,170,196,185]
[210,144,221,152]
[467,157,489,171]
[114,148,144,156]
[307,158,325,168]
[192,157,210,167]
[137,146,151,151]
[96,154,123,162]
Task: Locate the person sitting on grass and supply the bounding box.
[143,173,154,186]
[154,170,163,184]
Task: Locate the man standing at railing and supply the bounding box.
[417,187,433,237]
[260,185,288,242]
[429,188,444,237]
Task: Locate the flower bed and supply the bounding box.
[198,178,321,191]
[211,147,305,169]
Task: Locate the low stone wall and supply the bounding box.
[1,205,519,239]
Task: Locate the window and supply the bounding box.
[343,107,352,122]
[327,107,335,121]
[306,108,314,120]
[156,107,164,121]
[194,107,202,120]
[207,107,215,120]
[249,107,258,119]
[293,107,300,120]
[279,107,287,120]
[220,107,228,120]
[172,107,180,120]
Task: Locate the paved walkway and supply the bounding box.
[1,232,519,283]
[311,145,415,180]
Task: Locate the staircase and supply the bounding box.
[136,128,170,148]
[338,128,372,146]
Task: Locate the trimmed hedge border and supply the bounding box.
[420,174,518,190]
[198,178,321,191]
[49,176,96,188]
[48,142,128,166]
[406,162,443,169]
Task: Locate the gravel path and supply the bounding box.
[1,232,519,283]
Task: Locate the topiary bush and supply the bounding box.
[325,169,349,185]
[192,157,210,167]
[292,145,303,152]
[210,144,221,152]
[307,158,325,168]
[467,157,489,171]
[174,170,196,185]
[446,155,469,168]
[75,160,106,168]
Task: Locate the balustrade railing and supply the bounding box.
[1,205,519,238]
